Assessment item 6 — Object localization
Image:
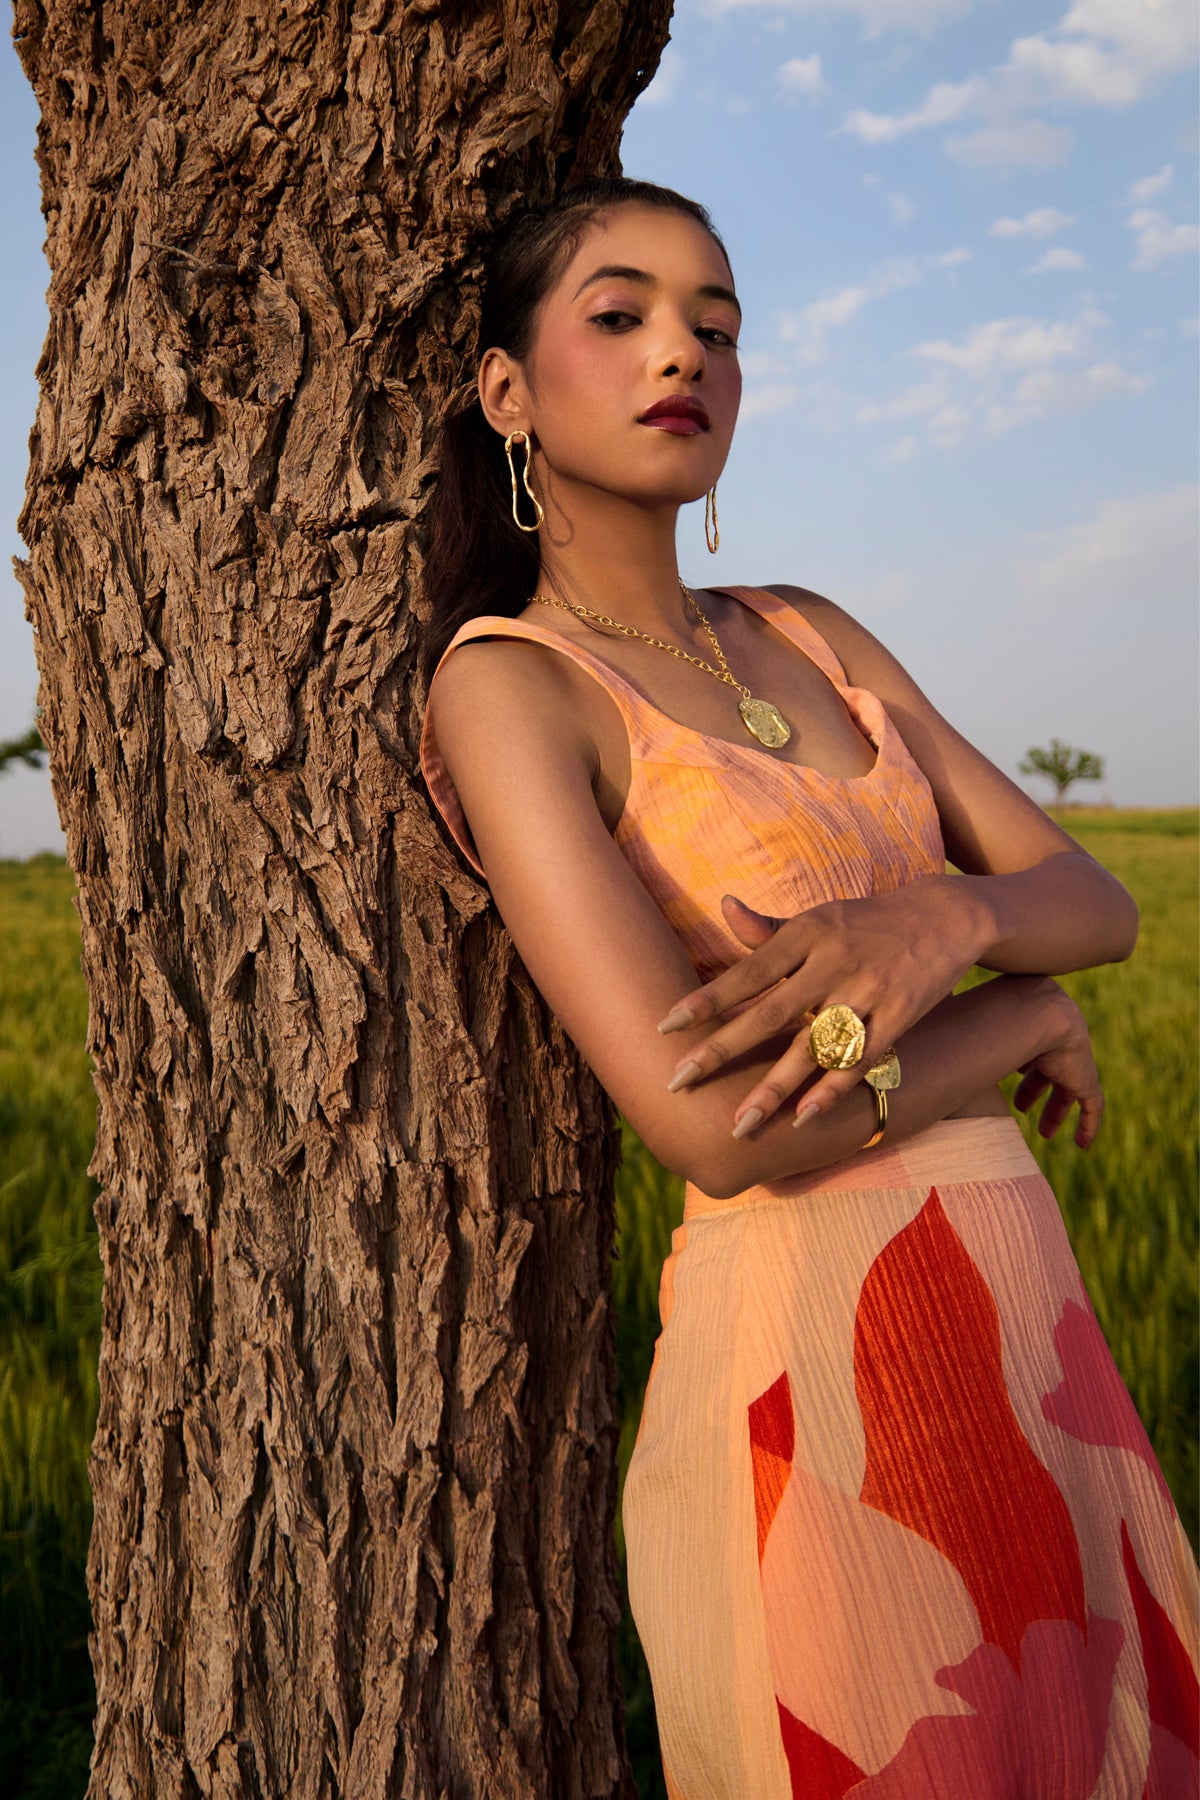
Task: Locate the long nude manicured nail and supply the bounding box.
[792,1102,820,1130]
[657,1006,696,1034]
[731,1107,763,1140]
[667,1061,701,1093]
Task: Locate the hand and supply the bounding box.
[1012,985,1104,1149]
[659,878,989,1132]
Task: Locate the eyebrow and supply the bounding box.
[571,263,742,317]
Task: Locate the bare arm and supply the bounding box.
[702,974,1097,1202]
[427,638,1099,1204]
[648,585,1139,1137]
[769,583,1139,974]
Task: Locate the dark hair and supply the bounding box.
[417,178,731,692]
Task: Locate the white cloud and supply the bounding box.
[737,350,776,380]
[983,363,1147,433]
[1027,247,1088,273]
[779,54,827,99]
[857,377,949,424]
[1179,315,1200,337]
[638,48,682,106]
[1127,208,1200,271]
[930,246,972,268]
[885,190,918,226]
[1020,486,1199,611]
[835,0,1198,168]
[1127,164,1174,203]
[776,259,920,365]
[740,382,800,420]
[864,174,918,224]
[914,307,1106,378]
[989,208,1078,240]
[1007,0,1199,110]
[841,78,978,142]
[946,119,1073,168]
[882,435,918,464]
[691,0,968,32]
[856,303,1145,450]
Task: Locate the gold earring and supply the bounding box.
[504,429,545,532]
[705,483,720,555]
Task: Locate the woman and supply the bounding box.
[418,177,1198,1796]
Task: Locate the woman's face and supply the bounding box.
[483,204,742,511]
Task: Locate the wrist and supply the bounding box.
[940,871,997,968]
[1011,972,1069,1057]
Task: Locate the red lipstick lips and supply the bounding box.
[639,396,711,434]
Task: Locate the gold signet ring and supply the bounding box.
[809,1004,867,1071]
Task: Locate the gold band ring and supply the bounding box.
[861,1085,888,1150]
[861,1047,900,1150]
[809,1004,867,1071]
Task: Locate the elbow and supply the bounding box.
[1099,867,1139,963]
[692,1134,747,1205]
[1112,890,1139,963]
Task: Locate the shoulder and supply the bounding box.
[760,581,924,701]
[762,582,881,670]
[428,629,600,787]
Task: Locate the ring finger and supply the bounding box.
[730,1002,879,1137]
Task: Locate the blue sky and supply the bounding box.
[1,1,1197,853]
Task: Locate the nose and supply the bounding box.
[651,316,706,384]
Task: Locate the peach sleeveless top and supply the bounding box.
[418,586,946,990]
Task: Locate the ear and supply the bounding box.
[479,348,531,441]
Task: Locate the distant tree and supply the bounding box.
[0,719,47,775]
[1020,739,1105,810]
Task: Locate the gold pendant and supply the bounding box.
[738,696,791,748]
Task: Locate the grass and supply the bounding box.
[0,855,101,1797]
[0,819,1195,1797]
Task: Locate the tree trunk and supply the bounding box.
[12,2,672,1794]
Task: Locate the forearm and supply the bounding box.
[699,973,1058,1200]
[946,852,1138,975]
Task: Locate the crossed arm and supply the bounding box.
[426,592,1135,1202]
[654,586,1137,1156]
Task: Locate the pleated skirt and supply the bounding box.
[621,1116,1199,1798]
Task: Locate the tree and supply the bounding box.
[12,3,672,1794]
[0,717,47,774]
[1020,739,1106,810]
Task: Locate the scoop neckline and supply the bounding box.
[481,586,889,788]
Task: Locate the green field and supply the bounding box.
[0,815,1196,1797]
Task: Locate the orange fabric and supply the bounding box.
[419,590,1199,1796]
[418,586,945,1002]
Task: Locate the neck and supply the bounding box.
[531,477,701,636]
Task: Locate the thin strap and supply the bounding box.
[428,615,651,737]
[417,614,652,881]
[709,585,849,688]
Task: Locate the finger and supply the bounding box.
[787,1007,903,1121]
[1013,1070,1051,1114]
[1036,1085,1074,1139]
[790,1062,873,1128]
[729,998,895,1129]
[1075,1090,1104,1150]
[667,974,825,1089]
[730,1034,821,1135]
[656,919,811,1033]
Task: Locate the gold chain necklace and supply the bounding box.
[527,577,792,749]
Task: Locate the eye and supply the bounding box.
[590,309,640,331]
[698,326,739,349]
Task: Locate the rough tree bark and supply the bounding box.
[12,2,673,1794]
